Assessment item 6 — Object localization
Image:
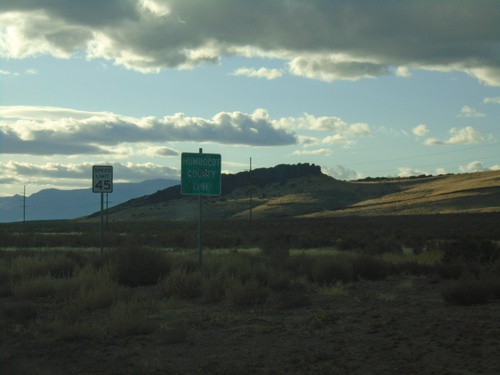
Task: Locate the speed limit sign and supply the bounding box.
[92,165,113,193]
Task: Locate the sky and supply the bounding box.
[1,0,500,197]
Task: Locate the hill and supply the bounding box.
[86,164,500,221]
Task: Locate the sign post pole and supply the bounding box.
[180,151,221,267]
[100,192,104,254]
[92,165,113,255]
[198,148,203,266]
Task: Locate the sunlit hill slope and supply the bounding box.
[87,164,500,221]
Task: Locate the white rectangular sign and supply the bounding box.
[92,165,113,193]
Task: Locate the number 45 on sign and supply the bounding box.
[92,165,113,193]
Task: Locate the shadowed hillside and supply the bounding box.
[86,165,500,221]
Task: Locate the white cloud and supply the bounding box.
[295,114,373,136]
[231,67,283,80]
[395,66,411,78]
[435,168,447,175]
[424,126,485,145]
[458,106,485,118]
[322,165,361,180]
[413,124,429,136]
[483,97,500,104]
[397,167,428,178]
[292,148,333,156]
[321,134,355,147]
[1,1,499,85]
[459,161,487,173]
[288,54,389,82]
[0,106,297,155]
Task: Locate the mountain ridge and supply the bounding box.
[0,179,179,222]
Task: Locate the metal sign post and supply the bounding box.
[181,150,221,266]
[92,165,113,254]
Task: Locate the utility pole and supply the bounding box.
[22,185,26,231]
[249,157,253,228]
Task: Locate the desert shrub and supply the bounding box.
[225,278,269,307]
[336,236,365,251]
[9,252,77,280]
[351,255,391,281]
[3,300,38,324]
[442,238,499,264]
[160,268,203,299]
[442,279,494,305]
[363,238,402,255]
[108,246,172,287]
[285,253,315,279]
[105,299,157,337]
[310,254,353,285]
[11,275,57,298]
[435,263,466,280]
[0,266,11,297]
[217,254,255,283]
[266,269,293,292]
[392,261,434,276]
[202,272,227,303]
[77,282,131,309]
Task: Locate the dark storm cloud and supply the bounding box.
[1,0,499,84]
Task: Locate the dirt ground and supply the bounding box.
[1,275,499,375]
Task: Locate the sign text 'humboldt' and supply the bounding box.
[181,153,221,196]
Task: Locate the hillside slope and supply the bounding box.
[88,165,500,221]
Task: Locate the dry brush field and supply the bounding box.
[1,215,500,374]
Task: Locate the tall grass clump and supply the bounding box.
[351,254,392,281]
[160,268,203,299]
[8,251,77,280]
[108,246,172,287]
[224,278,269,307]
[310,254,353,285]
[104,298,157,337]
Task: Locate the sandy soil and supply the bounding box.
[1,275,499,375]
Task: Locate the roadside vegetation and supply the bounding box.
[1,216,499,345]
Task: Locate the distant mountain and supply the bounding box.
[0,179,179,222]
[84,164,500,221]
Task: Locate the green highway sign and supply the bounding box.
[181,152,221,196]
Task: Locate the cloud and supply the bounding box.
[288,54,390,82]
[321,134,355,147]
[395,66,411,78]
[292,148,333,156]
[231,67,283,80]
[435,168,447,175]
[412,124,429,136]
[287,114,373,136]
[459,161,488,173]
[322,165,361,180]
[0,69,19,76]
[424,126,485,145]
[0,161,179,188]
[1,1,499,85]
[483,97,500,104]
[458,106,485,118]
[397,167,428,178]
[0,106,297,155]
